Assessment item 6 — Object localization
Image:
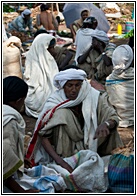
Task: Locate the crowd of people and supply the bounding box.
[3,3,134,193]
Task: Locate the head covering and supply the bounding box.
[83,16,97,25]
[21,9,31,18]
[92,30,109,45]
[3,76,28,105]
[53,68,87,89]
[112,44,133,73]
[81,9,89,16]
[34,29,49,38]
[82,16,98,30]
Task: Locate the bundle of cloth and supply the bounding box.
[16,150,109,193]
[105,45,134,127]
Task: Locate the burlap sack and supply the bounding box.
[3,36,23,79]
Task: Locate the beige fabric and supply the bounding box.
[105,67,134,127]
[3,36,23,79]
[23,34,59,118]
[3,105,25,180]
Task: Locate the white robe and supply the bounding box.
[23,34,59,118]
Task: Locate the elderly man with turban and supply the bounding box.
[105,44,134,128]
[7,9,34,34]
[26,65,123,173]
[77,28,116,84]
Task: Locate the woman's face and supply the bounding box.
[64,80,83,100]
[81,11,89,21]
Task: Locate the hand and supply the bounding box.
[24,158,33,169]
[93,123,110,140]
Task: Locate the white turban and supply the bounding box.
[21,9,31,18]
[92,30,109,45]
[53,68,87,89]
[112,44,133,74]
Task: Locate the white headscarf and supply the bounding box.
[112,44,133,74]
[53,68,87,89]
[21,9,31,18]
[92,30,109,45]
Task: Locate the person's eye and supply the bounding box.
[67,84,72,88]
[76,83,82,87]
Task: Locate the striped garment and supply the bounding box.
[108,154,134,193]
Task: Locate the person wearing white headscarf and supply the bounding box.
[76,30,115,84]
[23,34,59,118]
[105,44,134,128]
[7,9,33,34]
[25,66,123,173]
[74,16,109,64]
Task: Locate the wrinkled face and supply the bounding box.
[64,80,83,100]
[81,11,89,21]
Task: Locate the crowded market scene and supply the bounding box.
[2,2,134,193]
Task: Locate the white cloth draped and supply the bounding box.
[23,34,59,118]
[105,67,134,127]
[53,68,87,89]
[30,80,100,160]
[74,28,109,64]
[3,105,25,179]
[112,44,133,74]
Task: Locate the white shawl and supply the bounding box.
[3,105,25,179]
[26,80,100,160]
[75,28,109,64]
[23,34,59,118]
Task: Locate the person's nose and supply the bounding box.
[71,85,77,92]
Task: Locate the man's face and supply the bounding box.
[64,80,83,100]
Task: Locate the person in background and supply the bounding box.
[3,76,40,193]
[7,9,34,35]
[26,65,123,173]
[70,9,90,42]
[33,29,74,71]
[36,3,58,31]
[77,33,116,84]
[23,33,59,118]
[74,16,98,64]
[105,44,134,128]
